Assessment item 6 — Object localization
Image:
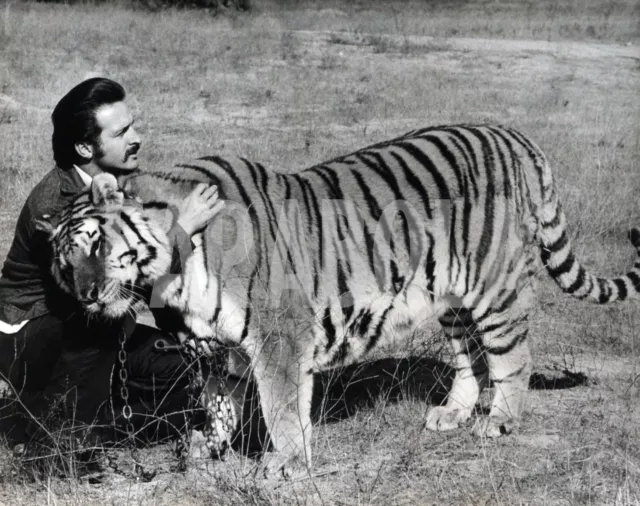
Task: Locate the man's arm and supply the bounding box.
[165,222,193,275]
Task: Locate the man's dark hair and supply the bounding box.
[51,78,126,169]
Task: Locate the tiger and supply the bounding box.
[45,124,640,478]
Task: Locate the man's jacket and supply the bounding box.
[0,166,86,323]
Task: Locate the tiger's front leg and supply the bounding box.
[158,232,220,339]
[246,333,315,480]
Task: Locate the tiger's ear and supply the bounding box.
[91,173,124,211]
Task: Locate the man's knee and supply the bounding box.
[125,324,190,386]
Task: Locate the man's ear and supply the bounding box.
[91,173,124,211]
[34,213,59,239]
[75,141,93,160]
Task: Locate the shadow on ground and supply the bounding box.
[311,356,452,423]
[312,357,592,423]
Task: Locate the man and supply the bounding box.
[0,78,217,449]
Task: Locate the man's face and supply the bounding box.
[92,101,141,172]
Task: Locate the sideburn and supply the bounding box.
[91,139,106,160]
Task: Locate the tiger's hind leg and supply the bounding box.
[426,306,488,432]
[427,237,537,437]
[426,280,534,435]
[471,283,533,438]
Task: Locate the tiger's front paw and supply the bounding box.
[425,406,472,432]
[471,417,516,438]
[258,452,307,481]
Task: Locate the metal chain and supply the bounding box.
[117,330,135,438]
[162,337,237,464]
[213,380,236,446]
[103,448,157,482]
[111,330,158,482]
[202,349,236,459]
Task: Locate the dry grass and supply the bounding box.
[0,0,639,504]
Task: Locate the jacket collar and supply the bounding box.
[57,165,87,196]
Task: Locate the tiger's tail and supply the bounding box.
[535,164,640,303]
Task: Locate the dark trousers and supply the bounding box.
[0,313,200,445]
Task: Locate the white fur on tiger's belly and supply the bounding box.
[388,285,438,327]
[374,284,445,352]
[188,288,247,340]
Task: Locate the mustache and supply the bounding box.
[124,144,140,161]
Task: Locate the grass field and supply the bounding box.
[0,0,639,504]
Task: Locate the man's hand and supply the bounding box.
[176,184,224,237]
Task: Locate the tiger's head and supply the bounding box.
[38,173,172,319]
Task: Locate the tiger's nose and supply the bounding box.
[82,284,100,303]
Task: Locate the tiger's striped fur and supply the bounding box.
[40,173,172,319]
[54,125,639,476]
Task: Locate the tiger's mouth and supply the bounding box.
[84,296,145,319]
[81,279,147,319]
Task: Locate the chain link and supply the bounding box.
[201,349,236,459]
[106,330,159,482]
[163,337,237,464]
[117,330,135,438]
